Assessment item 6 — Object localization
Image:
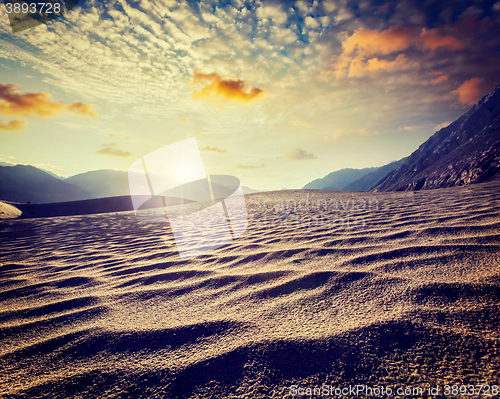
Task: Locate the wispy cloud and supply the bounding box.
[200,146,227,153]
[333,128,376,139]
[431,74,449,85]
[290,120,314,128]
[236,163,265,169]
[282,148,317,160]
[0,119,26,131]
[398,125,423,131]
[96,144,133,157]
[0,83,97,117]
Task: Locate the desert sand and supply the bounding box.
[0,202,21,220]
[0,181,499,398]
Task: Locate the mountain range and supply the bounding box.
[305,83,500,193]
[372,83,500,191]
[301,159,407,192]
[0,165,89,204]
[0,166,265,204]
[2,83,499,204]
[302,167,378,191]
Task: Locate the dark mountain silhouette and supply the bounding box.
[65,169,130,198]
[344,158,408,192]
[302,167,377,190]
[372,83,500,192]
[16,195,190,219]
[0,165,91,204]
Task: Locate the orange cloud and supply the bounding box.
[0,119,26,131]
[431,74,449,85]
[451,77,486,106]
[200,146,227,153]
[331,25,465,77]
[191,71,267,104]
[0,83,97,118]
[420,28,464,51]
[66,102,98,118]
[349,54,408,76]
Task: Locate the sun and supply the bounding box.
[170,163,205,186]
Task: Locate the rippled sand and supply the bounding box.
[1,182,499,398]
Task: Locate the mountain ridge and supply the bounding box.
[302,167,378,190]
[0,165,91,204]
[372,83,500,191]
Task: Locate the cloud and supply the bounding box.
[236,163,265,169]
[304,16,320,29]
[191,71,267,104]
[0,84,97,118]
[349,54,408,76]
[180,117,190,124]
[451,77,486,106]
[420,28,464,51]
[331,25,465,77]
[200,146,227,153]
[66,102,98,118]
[96,145,133,157]
[333,128,375,139]
[255,3,287,25]
[431,74,449,85]
[433,121,453,130]
[0,119,27,131]
[398,125,423,131]
[283,148,317,160]
[290,120,314,128]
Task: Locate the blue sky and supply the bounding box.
[0,0,499,189]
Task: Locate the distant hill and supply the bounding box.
[302,167,378,190]
[0,165,91,204]
[65,169,130,198]
[373,83,500,192]
[15,195,189,219]
[344,158,408,192]
[0,164,265,205]
[243,186,265,194]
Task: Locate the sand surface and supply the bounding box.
[0,202,21,220]
[0,182,499,398]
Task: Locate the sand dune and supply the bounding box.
[0,202,21,220]
[0,182,499,398]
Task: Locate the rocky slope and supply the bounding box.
[373,84,500,191]
[344,158,407,192]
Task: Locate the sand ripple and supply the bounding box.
[1,182,500,397]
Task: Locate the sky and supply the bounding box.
[0,0,499,190]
